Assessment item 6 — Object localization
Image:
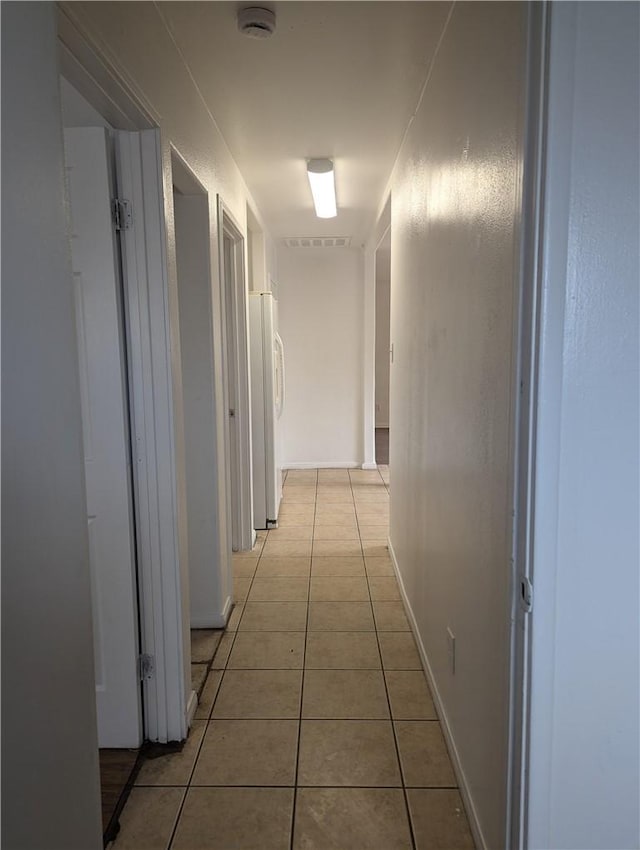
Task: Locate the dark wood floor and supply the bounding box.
[375,427,389,465]
[99,748,139,841]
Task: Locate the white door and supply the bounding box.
[64,127,142,748]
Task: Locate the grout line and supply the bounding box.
[289,467,317,850]
[354,472,417,850]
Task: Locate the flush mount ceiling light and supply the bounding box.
[307,158,337,219]
[237,7,276,39]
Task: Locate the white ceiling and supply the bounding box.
[158,2,451,243]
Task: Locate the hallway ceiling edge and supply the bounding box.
[156,1,451,243]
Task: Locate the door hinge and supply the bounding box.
[112,198,132,231]
[520,576,533,613]
[138,653,155,681]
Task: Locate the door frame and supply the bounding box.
[217,196,254,552]
[58,6,190,743]
[506,3,549,847]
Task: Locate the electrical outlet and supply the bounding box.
[447,627,456,675]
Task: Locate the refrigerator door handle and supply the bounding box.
[274,332,285,420]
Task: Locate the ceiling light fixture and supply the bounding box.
[307,159,337,219]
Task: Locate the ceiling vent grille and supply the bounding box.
[282,237,351,249]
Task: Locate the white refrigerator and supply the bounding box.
[249,291,284,529]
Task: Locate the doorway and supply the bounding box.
[172,152,229,640]
[218,200,254,551]
[61,80,143,840]
[374,227,392,469]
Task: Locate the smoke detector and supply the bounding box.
[238,7,276,39]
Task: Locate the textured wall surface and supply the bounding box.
[1,4,102,848]
[278,247,364,467]
[388,4,526,848]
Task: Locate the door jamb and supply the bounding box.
[507,3,549,847]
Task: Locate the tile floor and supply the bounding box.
[111,467,475,850]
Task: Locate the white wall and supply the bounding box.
[387,4,526,848]
[174,192,226,628]
[1,4,102,848]
[528,4,640,849]
[375,247,391,428]
[278,247,364,467]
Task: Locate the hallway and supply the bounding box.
[110,467,474,850]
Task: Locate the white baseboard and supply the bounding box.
[361,462,378,470]
[190,594,232,630]
[186,688,198,729]
[375,422,389,429]
[387,537,488,850]
[284,461,360,469]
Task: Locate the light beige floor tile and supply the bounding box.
[308,601,375,632]
[316,485,353,505]
[233,577,252,603]
[248,576,309,602]
[302,670,389,718]
[298,720,401,786]
[365,557,395,576]
[305,632,381,669]
[312,539,363,558]
[228,631,305,669]
[195,670,223,719]
[293,788,412,850]
[190,629,222,663]
[213,670,302,718]
[310,575,370,602]
[357,514,390,527]
[285,469,317,482]
[313,525,360,541]
[353,490,390,501]
[281,488,316,504]
[317,469,350,481]
[267,526,314,541]
[311,556,365,577]
[192,719,299,786]
[361,541,391,558]
[191,663,207,693]
[372,601,410,631]
[356,502,389,525]
[314,513,357,527]
[368,575,401,601]
[173,787,294,850]
[227,604,244,631]
[378,632,422,669]
[239,601,308,631]
[315,503,356,516]
[349,470,384,483]
[277,512,315,528]
[395,721,457,787]
[359,525,390,541]
[135,720,206,786]
[112,787,185,850]
[385,671,437,720]
[262,539,313,558]
[407,789,475,850]
[211,632,235,669]
[256,557,311,577]
[233,558,259,578]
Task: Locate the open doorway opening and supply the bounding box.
[218,200,254,552]
[374,227,391,471]
[172,151,229,720]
